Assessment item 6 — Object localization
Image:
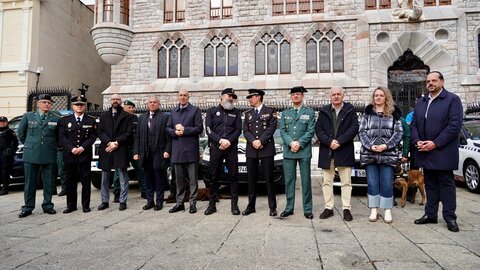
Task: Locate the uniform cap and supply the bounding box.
[246,89,265,99]
[71,95,87,105]
[221,88,238,99]
[0,116,8,122]
[123,100,136,107]
[290,86,308,94]
[37,94,54,102]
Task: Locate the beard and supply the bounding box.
[222,100,234,110]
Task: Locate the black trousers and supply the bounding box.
[246,156,276,210]
[143,152,167,206]
[423,169,457,222]
[209,145,238,203]
[0,153,13,190]
[64,161,91,210]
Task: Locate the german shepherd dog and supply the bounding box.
[394,166,426,208]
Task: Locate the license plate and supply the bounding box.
[238,166,247,173]
[353,169,366,177]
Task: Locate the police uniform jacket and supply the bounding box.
[206,105,242,148]
[17,110,61,164]
[411,88,463,170]
[243,105,277,158]
[166,103,203,164]
[278,106,315,159]
[97,107,133,170]
[0,126,18,157]
[59,114,97,163]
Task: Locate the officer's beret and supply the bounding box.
[246,89,265,99]
[290,86,308,94]
[37,94,54,102]
[221,88,238,99]
[123,100,135,107]
[71,95,87,105]
[0,116,8,122]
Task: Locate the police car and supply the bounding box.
[454,120,480,193]
[332,137,367,188]
[200,130,284,187]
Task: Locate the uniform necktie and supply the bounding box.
[77,117,81,124]
[40,114,46,125]
[294,109,298,118]
[255,109,259,118]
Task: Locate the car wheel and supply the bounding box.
[463,160,480,193]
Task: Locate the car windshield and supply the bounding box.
[464,121,480,140]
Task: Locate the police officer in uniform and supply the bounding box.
[0,116,18,195]
[278,86,316,219]
[17,94,62,218]
[59,96,97,213]
[242,89,278,216]
[205,88,242,215]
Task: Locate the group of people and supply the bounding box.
[4,71,462,232]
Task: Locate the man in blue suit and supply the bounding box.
[411,71,463,232]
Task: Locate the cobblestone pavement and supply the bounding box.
[0,177,479,270]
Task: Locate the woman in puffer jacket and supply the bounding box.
[359,86,403,223]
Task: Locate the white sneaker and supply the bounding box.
[369,208,378,222]
[384,209,393,223]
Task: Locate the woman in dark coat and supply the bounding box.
[359,86,403,223]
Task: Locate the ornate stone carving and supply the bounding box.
[391,0,423,22]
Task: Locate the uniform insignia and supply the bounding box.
[82,125,92,128]
[300,115,310,120]
[216,111,221,116]
[228,113,236,117]
[249,115,252,120]
[68,123,72,128]
[48,122,57,126]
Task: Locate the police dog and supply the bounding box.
[394,168,426,208]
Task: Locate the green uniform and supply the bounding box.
[279,106,315,214]
[17,110,61,212]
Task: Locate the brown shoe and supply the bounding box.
[319,209,334,219]
[343,209,353,221]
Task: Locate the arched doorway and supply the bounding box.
[387,49,429,116]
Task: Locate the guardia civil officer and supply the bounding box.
[0,116,18,195]
[59,96,97,213]
[278,86,316,219]
[242,89,278,217]
[204,88,242,215]
[17,94,62,218]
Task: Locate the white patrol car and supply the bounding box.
[454,120,480,193]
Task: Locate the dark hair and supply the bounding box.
[428,71,444,80]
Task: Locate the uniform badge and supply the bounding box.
[67,123,72,128]
[216,111,221,116]
[249,115,252,120]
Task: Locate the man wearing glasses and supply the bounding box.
[17,94,62,218]
[58,96,97,213]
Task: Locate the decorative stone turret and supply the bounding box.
[91,0,133,65]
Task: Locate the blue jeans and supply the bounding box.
[365,164,394,209]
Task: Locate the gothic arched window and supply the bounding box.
[204,36,238,76]
[306,30,344,73]
[158,39,190,78]
[255,33,291,75]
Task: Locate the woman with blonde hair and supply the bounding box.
[359,86,403,223]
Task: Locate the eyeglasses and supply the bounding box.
[110,98,121,101]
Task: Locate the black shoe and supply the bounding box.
[83,207,91,213]
[52,189,58,195]
[113,194,120,203]
[63,208,77,214]
[119,203,127,211]
[143,202,155,210]
[242,208,256,216]
[154,204,163,211]
[414,215,438,225]
[231,202,240,215]
[189,205,197,214]
[58,190,67,196]
[280,211,293,218]
[43,208,57,215]
[270,209,277,217]
[0,189,8,196]
[19,211,32,218]
[141,192,147,199]
[98,202,109,210]
[343,209,353,221]
[204,203,217,215]
[319,209,334,219]
[169,204,185,213]
[446,220,459,232]
[304,213,314,219]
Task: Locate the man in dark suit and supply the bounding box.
[97,94,133,211]
[411,71,463,232]
[167,89,203,214]
[134,96,171,211]
[0,116,18,196]
[58,96,97,213]
[17,94,62,218]
[242,89,278,217]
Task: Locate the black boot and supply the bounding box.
[0,189,8,196]
[204,202,217,215]
[231,201,240,215]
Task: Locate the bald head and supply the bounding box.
[110,94,122,108]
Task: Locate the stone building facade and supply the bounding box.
[92,0,480,113]
[0,0,110,118]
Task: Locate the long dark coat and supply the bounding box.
[134,111,172,169]
[315,102,358,169]
[410,89,463,170]
[166,103,203,164]
[97,107,133,170]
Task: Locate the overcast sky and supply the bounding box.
[81,0,95,5]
